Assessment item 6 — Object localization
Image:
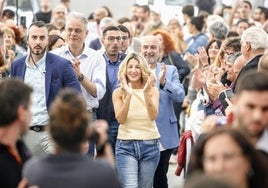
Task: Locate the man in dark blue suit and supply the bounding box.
[140,35,185,188]
[11,21,81,156]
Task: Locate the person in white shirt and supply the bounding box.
[52,12,106,156]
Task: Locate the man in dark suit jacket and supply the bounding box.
[234,26,268,91]
[11,21,81,157]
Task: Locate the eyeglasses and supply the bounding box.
[122,36,129,40]
[105,36,122,42]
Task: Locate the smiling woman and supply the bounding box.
[112,52,160,188]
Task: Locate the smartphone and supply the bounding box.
[219,89,234,109]
[20,16,27,28]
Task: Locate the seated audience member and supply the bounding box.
[22,88,120,188]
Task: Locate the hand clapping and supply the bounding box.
[120,75,133,95]
[158,63,166,86]
[143,74,155,93]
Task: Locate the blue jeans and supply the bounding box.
[116,139,160,188]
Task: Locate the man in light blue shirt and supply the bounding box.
[52,12,106,156]
[11,21,81,157]
[52,11,106,113]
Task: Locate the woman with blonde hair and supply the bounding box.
[2,26,26,60]
[112,52,160,188]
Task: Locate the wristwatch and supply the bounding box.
[78,74,84,82]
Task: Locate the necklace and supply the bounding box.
[30,53,46,77]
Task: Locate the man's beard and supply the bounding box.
[145,56,157,64]
[237,116,265,139]
[151,20,161,27]
[30,46,46,56]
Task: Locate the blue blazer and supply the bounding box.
[155,63,185,149]
[11,52,82,110]
[89,38,102,51]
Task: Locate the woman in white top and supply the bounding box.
[112,52,160,188]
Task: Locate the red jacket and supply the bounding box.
[175,130,194,176]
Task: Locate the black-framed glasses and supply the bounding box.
[105,36,122,42]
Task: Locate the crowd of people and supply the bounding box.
[0,0,268,188]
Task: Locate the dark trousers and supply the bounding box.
[153,148,174,188]
[87,111,97,157]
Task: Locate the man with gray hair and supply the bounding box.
[208,20,229,41]
[139,35,185,188]
[234,26,268,90]
[52,12,106,156]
